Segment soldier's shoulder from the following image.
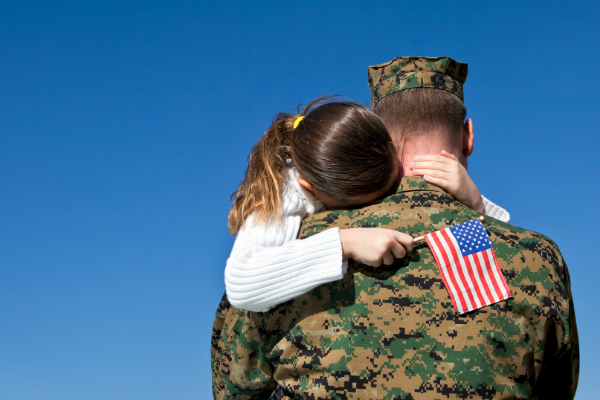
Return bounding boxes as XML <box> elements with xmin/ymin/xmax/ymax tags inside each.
<box><xmin>299</xmin><ymin>206</ymin><xmax>366</xmax><ymax>238</ymax></box>
<box><xmin>487</xmin><ymin>216</ymin><xmax>561</xmax><ymax>253</ymax></box>
<box><xmin>485</xmin><ymin>217</ymin><xmax>569</xmax><ymax>285</ymax></box>
<box><xmin>215</xmin><ymin>292</ymin><xmax>231</xmax><ymax>318</ymax></box>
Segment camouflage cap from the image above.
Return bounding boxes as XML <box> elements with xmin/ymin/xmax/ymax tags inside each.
<box><xmin>368</xmin><ymin>56</ymin><xmax>468</xmax><ymax>108</ymax></box>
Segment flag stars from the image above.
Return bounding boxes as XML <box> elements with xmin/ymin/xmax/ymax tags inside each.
<box><xmin>449</xmin><ymin>219</ymin><xmax>493</xmax><ymax>257</ymax></box>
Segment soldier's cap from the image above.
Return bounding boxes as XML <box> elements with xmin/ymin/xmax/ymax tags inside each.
<box><xmin>368</xmin><ymin>56</ymin><xmax>468</xmax><ymax>109</ymax></box>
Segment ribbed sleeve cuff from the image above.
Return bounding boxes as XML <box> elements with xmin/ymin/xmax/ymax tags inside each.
<box><xmin>225</xmin><ymin>228</ymin><xmax>346</xmax><ymax>312</ymax></box>
<box><xmin>481</xmin><ymin>195</ymin><xmax>511</xmax><ymax>223</ymax></box>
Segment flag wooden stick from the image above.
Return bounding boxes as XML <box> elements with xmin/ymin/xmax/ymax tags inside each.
<box><xmin>413</xmin><ymin>215</ymin><xmax>487</xmax><ymax>243</ymax></box>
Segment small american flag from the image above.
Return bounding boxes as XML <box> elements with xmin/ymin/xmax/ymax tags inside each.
<box><xmin>424</xmin><ymin>218</ymin><xmax>512</xmax><ymax>314</ymax></box>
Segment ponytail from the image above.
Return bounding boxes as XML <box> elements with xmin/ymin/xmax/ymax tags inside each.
<box><xmin>228</xmin><ymin>113</ymin><xmax>298</xmax><ymax>235</ymax></box>
<box><xmin>228</xmin><ymin>95</ymin><xmax>396</xmax><ymax>236</ymax></box>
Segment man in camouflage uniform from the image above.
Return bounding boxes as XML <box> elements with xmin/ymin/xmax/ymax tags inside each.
<box><xmin>211</xmin><ymin>57</ymin><xmax>579</xmax><ymax>399</ymax></box>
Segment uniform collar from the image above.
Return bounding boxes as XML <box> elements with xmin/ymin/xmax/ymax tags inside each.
<box><xmin>392</xmin><ymin>176</ymin><xmax>450</xmax><ymax>196</ymax></box>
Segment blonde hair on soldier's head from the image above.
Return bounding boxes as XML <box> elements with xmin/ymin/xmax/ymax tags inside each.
<box><xmin>228</xmin><ymin>96</ymin><xmax>396</xmax><ymax>235</ymax></box>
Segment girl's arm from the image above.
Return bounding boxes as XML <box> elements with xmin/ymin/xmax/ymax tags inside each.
<box><xmin>225</xmin><ymin>190</ymin><xmax>414</xmax><ymax>313</ymax></box>
<box><xmin>225</xmin><ymin>191</ymin><xmax>346</xmax><ymax>312</ymax></box>
<box><xmin>409</xmin><ymin>150</ymin><xmax>510</xmax><ymax>222</ymax></box>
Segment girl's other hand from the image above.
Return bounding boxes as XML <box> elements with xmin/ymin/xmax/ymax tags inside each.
<box><xmin>409</xmin><ymin>150</ymin><xmax>484</xmax><ymax>213</ymax></box>
<box><xmin>339</xmin><ymin>228</ymin><xmax>414</xmax><ymax>267</ymax></box>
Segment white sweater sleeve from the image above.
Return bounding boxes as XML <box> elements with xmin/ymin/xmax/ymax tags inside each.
<box><xmin>481</xmin><ymin>195</ymin><xmax>510</xmax><ymax>223</ymax></box>
<box><xmin>225</xmin><ymin>188</ymin><xmax>347</xmax><ymax>313</ymax></box>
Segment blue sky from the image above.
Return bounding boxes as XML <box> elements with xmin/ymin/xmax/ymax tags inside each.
<box><xmin>1</xmin><ymin>1</ymin><xmax>598</xmax><ymax>399</ymax></box>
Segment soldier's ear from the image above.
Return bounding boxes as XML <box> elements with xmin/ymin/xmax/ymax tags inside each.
<box><xmin>462</xmin><ymin>118</ymin><xmax>474</xmax><ymax>158</ymax></box>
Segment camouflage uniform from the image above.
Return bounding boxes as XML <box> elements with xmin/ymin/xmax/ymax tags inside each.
<box><xmin>212</xmin><ymin>178</ymin><xmax>579</xmax><ymax>399</ymax></box>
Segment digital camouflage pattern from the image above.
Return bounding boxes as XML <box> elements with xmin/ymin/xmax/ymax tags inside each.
<box><xmin>212</xmin><ymin>177</ymin><xmax>579</xmax><ymax>400</ymax></box>
<box><xmin>368</xmin><ymin>56</ymin><xmax>468</xmax><ymax>108</ymax></box>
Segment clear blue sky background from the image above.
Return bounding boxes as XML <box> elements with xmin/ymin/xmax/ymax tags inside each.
<box><xmin>1</xmin><ymin>1</ymin><xmax>598</xmax><ymax>399</ymax></box>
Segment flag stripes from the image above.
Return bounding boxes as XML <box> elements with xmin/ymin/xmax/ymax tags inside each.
<box><xmin>425</xmin><ymin>221</ymin><xmax>512</xmax><ymax>314</ymax></box>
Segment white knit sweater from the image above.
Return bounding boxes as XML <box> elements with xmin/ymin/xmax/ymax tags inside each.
<box><xmin>225</xmin><ymin>168</ymin><xmax>510</xmax><ymax>312</ymax></box>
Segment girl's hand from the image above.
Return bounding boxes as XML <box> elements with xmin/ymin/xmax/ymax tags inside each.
<box><xmin>409</xmin><ymin>150</ymin><xmax>484</xmax><ymax>213</ymax></box>
<box><xmin>339</xmin><ymin>228</ymin><xmax>414</xmax><ymax>267</ymax></box>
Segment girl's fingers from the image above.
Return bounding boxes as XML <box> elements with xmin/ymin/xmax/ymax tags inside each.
<box><xmin>421</xmin><ymin>174</ymin><xmax>453</xmax><ymax>189</ymax></box>
<box><xmin>364</xmin><ymin>258</ymin><xmax>381</xmax><ymax>268</ymax></box>
<box><xmin>440</xmin><ymin>150</ymin><xmax>459</xmax><ymax>161</ymax></box>
<box><xmin>411</xmin><ymin>168</ymin><xmax>452</xmax><ymax>180</ymax></box>
<box><xmin>382</xmin><ymin>252</ymin><xmax>394</xmax><ymax>266</ymax></box>
<box><xmin>393</xmin><ymin>231</ymin><xmax>414</xmax><ymax>252</ymax></box>
<box><xmin>411</xmin><ymin>154</ymin><xmax>454</xmax><ymax>165</ymax></box>
<box><xmin>389</xmin><ymin>240</ymin><xmax>407</xmax><ymax>259</ymax></box>
<box><xmin>410</xmin><ymin>161</ymin><xmax>454</xmax><ymax>172</ymax></box>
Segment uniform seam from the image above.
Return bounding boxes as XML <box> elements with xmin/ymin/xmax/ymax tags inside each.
<box><xmin>225</xmin><ymin>309</ymin><xmax>245</xmax><ymax>337</ymax></box>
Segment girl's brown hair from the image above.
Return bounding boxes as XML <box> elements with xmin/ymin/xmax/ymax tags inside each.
<box><xmin>228</xmin><ymin>96</ymin><xmax>397</xmax><ymax>235</ymax></box>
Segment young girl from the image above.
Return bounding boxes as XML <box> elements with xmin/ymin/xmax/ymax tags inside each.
<box><xmin>225</xmin><ymin>97</ymin><xmax>509</xmax><ymax>313</ymax></box>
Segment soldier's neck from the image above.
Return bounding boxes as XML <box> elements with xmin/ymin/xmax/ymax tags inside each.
<box><xmin>398</xmin><ymin>139</ymin><xmax>461</xmax><ymax>177</ymax></box>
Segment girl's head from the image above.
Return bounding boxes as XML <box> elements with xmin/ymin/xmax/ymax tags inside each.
<box><xmin>228</xmin><ymin>96</ymin><xmax>398</xmax><ymax>235</ymax></box>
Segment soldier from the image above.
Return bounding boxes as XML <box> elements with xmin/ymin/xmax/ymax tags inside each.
<box><xmin>211</xmin><ymin>56</ymin><xmax>579</xmax><ymax>399</ymax></box>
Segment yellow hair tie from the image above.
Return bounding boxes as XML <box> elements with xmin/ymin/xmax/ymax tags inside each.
<box><xmin>293</xmin><ymin>116</ymin><xmax>305</xmax><ymax>129</ymax></box>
